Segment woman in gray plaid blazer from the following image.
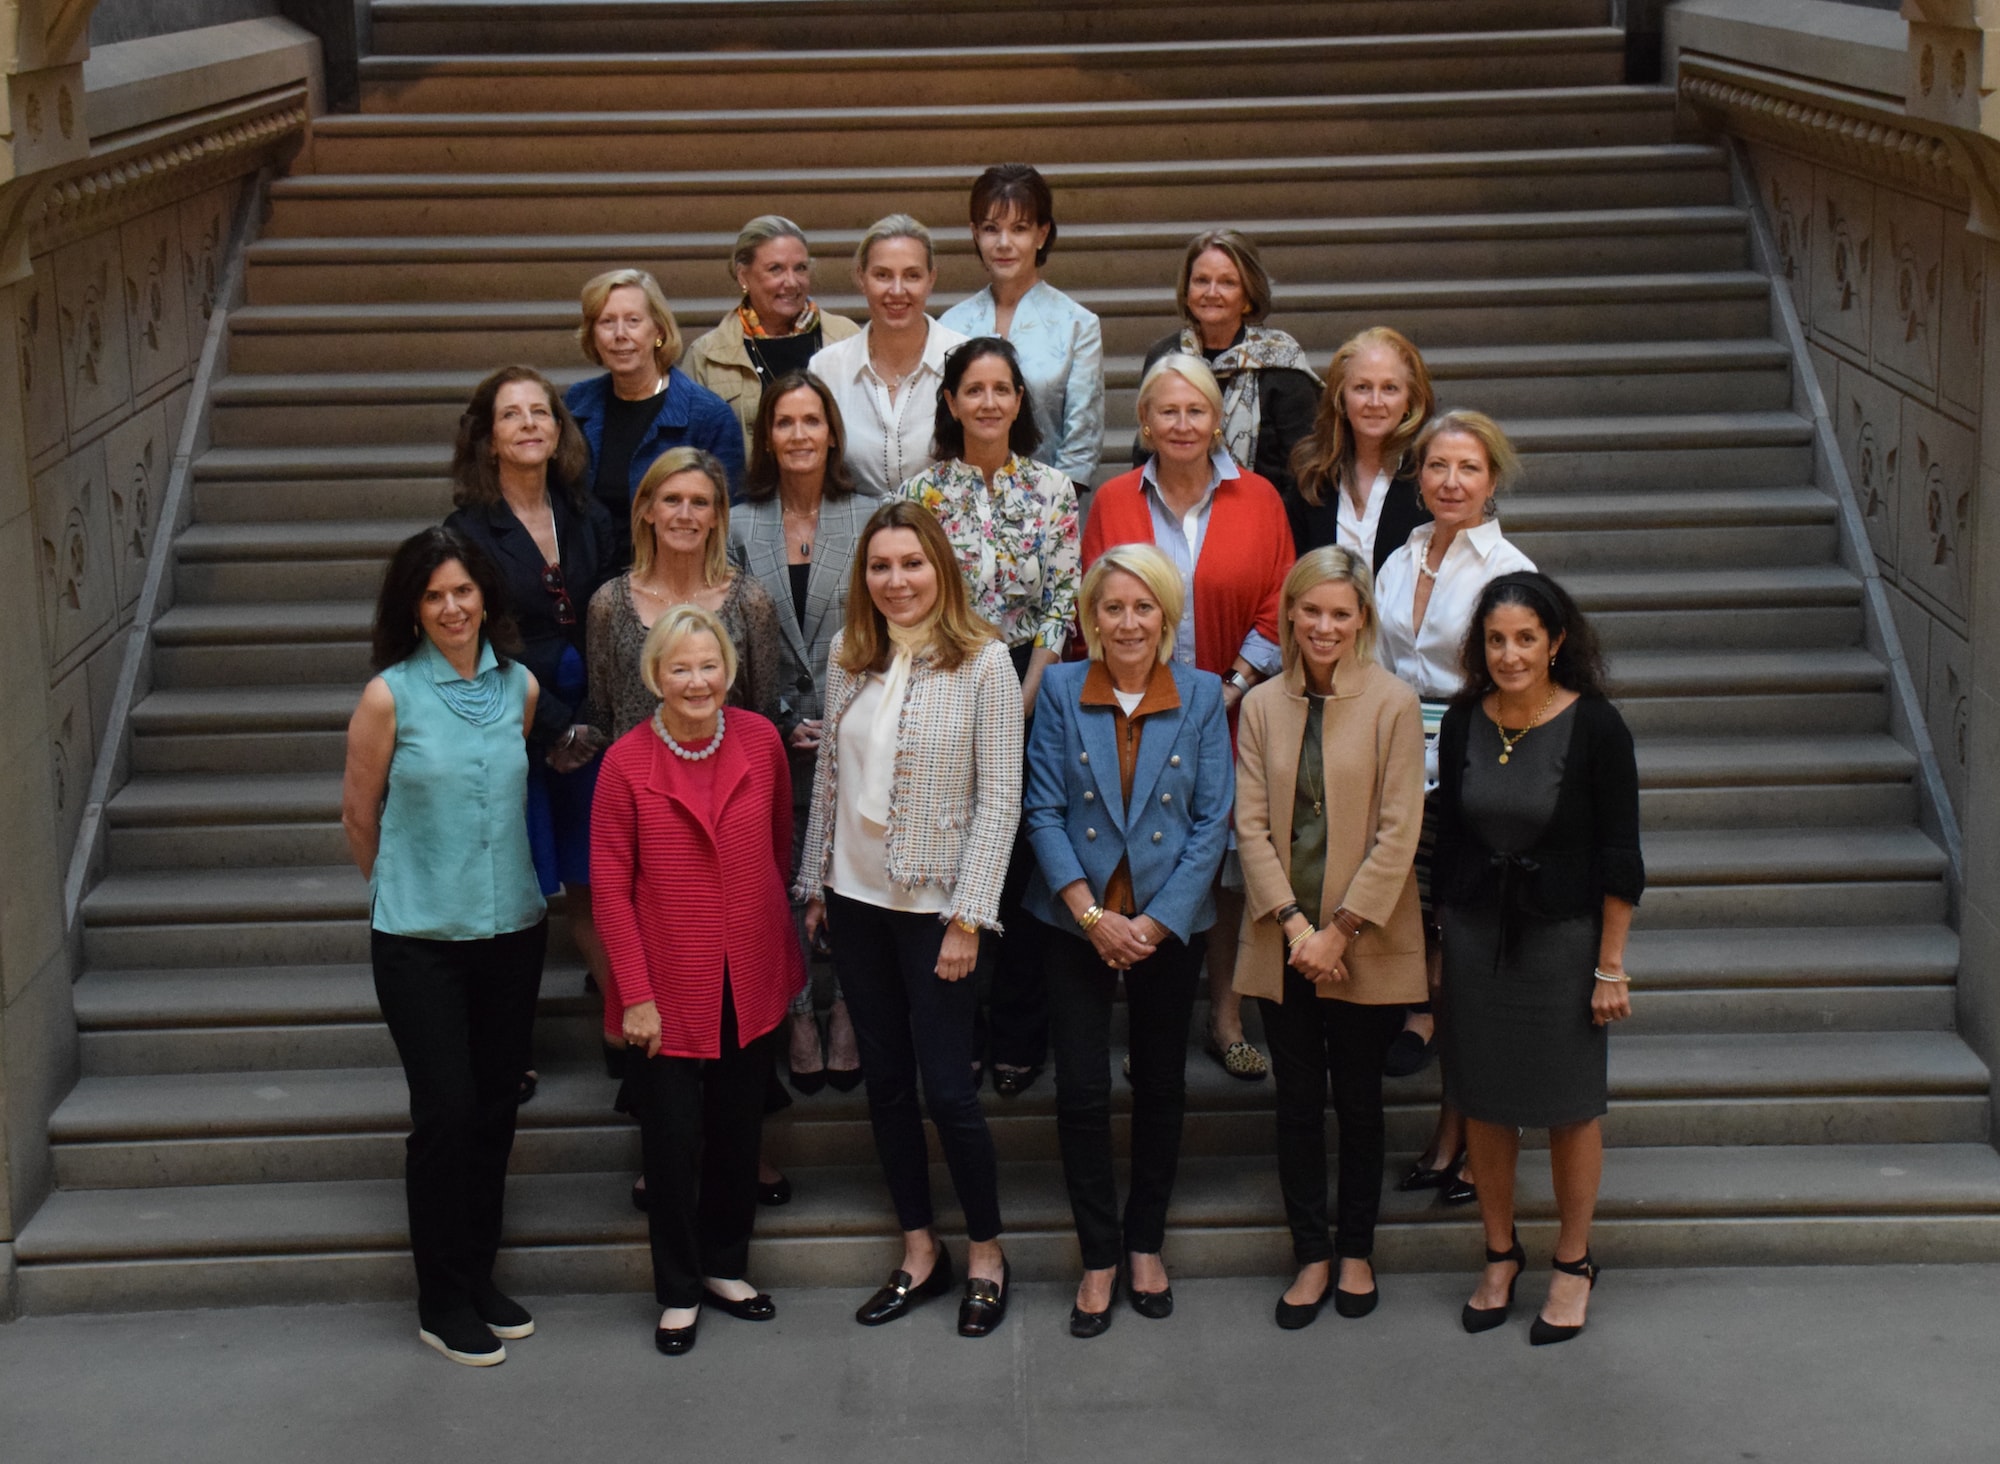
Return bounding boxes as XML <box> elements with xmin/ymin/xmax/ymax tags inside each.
<box><xmin>797</xmin><ymin>498</ymin><xmax>1025</xmax><ymax>1338</ymax></box>
<box><xmin>731</xmin><ymin>371</ymin><xmax>874</xmax><ymax>1095</ymax></box>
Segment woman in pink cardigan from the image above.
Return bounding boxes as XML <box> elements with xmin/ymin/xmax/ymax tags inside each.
<box><xmin>591</xmin><ymin>603</ymin><xmax>805</xmax><ymax>1358</ymax></box>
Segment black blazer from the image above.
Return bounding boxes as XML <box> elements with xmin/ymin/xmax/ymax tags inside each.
<box><xmin>1133</xmin><ymin>329</ymin><xmax>1320</xmax><ymax>501</ymax></box>
<box><xmin>443</xmin><ymin>491</ymin><xmax>619</xmax><ymax>747</ymax></box>
<box><xmin>1284</xmin><ymin>463</ymin><xmax>1431</xmax><ymax>573</ymax></box>
<box><xmin>1431</xmin><ymin>693</ymin><xmax>1644</xmax><ymax>921</ymax></box>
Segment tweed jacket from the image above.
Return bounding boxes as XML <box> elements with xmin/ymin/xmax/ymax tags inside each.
<box><xmin>729</xmin><ymin>491</ymin><xmax>874</xmax><ymax>738</ymax></box>
<box><xmin>1233</xmin><ymin>655</ymin><xmax>1428</xmax><ymax>1006</ymax></box>
<box><xmin>685</xmin><ymin>307</ymin><xmax>861</xmax><ymax>456</ymax></box>
<box><xmin>794</xmin><ymin>633</ymin><xmax>1024</xmax><ymax>930</ymax></box>
<box><xmin>1021</xmin><ymin>660</ymin><xmax>1232</xmax><ymax>943</ymax></box>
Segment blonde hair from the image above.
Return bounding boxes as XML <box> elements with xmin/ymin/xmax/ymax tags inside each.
<box><xmin>1175</xmin><ymin>228</ymin><xmax>1273</xmax><ymax>326</ymax></box>
<box><xmin>630</xmin><ymin>447</ymin><xmax>733</xmax><ymax>586</ymax></box>
<box><xmin>1078</xmin><ymin>544</ymin><xmax>1184</xmax><ymax>665</ymax></box>
<box><xmin>640</xmin><ymin>603</ymin><xmax>738</xmax><ymax>697</ymax></box>
<box><xmin>838</xmin><ymin>498</ymin><xmax>996</xmax><ymax>675</ymax></box>
<box><xmin>578</xmin><ymin>268</ymin><xmax>682</xmax><ymax>373</ymax></box>
<box><xmin>853</xmin><ymin>213</ymin><xmax>935</xmax><ymax>275</ymax></box>
<box><xmin>730</xmin><ymin>214</ymin><xmax>810</xmax><ymax>288</ymax></box>
<box><xmin>1414</xmin><ymin>409</ymin><xmax>1520</xmax><ymax>519</ymax></box>
<box><xmin>1279</xmin><ymin>545</ymin><xmax>1380</xmax><ymax>674</ymax></box>
<box><xmin>1292</xmin><ymin>327</ymin><xmax>1435</xmax><ymax>509</ymax></box>
<box><xmin>1135</xmin><ymin>353</ymin><xmax>1226</xmax><ymax>424</ymax></box>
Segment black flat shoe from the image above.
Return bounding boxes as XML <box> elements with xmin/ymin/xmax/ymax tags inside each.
<box><xmin>1396</xmin><ymin>1152</ymin><xmax>1457</xmax><ymax>1192</ymax></box>
<box><xmin>702</xmin><ymin>1286</ymin><xmax>776</xmax><ymax>1322</ymax></box>
<box><xmin>757</xmin><ymin>1174</ymin><xmax>793</xmax><ymax>1207</ymax></box>
<box><xmin>515</xmin><ymin>1069</ymin><xmax>539</xmax><ymax>1105</ymax></box>
<box><xmin>957</xmin><ymin>1257</ymin><xmax>1011</xmax><ymax>1338</ymax></box>
<box><xmin>1069</xmin><ymin>1272</ymin><xmax>1116</xmax><ymax>1339</ymax></box>
<box><xmin>1462</xmin><ymin>1229</ymin><xmax>1526</xmax><ymax>1334</ymax></box>
<box><xmin>992</xmin><ymin>1063</ymin><xmax>1042</xmax><ymax>1097</ymax></box>
<box><xmin>1382</xmin><ymin>1028</ymin><xmax>1437</xmax><ymax>1077</ymax></box>
<box><xmin>824</xmin><ymin>1066</ymin><xmax>863</xmax><ymax>1093</ymax></box>
<box><xmin>1332</xmin><ymin>1261</ymin><xmax>1378</xmax><ymax>1318</ymax></box>
<box><xmin>1439</xmin><ymin>1165</ymin><xmax>1478</xmax><ymax>1207</ymax></box>
<box><xmin>788</xmin><ymin>1066</ymin><xmax>828</xmax><ymax>1096</ymax></box>
<box><xmin>654</xmin><ymin>1311</ymin><xmax>698</xmax><ymax>1356</ymax></box>
<box><xmin>1275</xmin><ymin>1284</ymin><xmax>1329</xmax><ymax>1331</ymax></box>
<box><xmin>1129</xmin><ymin>1284</ymin><xmax>1174</xmax><ymax>1320</ymax></box>
<box><xmin>630</xmin><ymin>1177</ymin><xmax>648</xmax><ymax>1214</ymax></box>
<box><xmin>1529</xmin><ymin>1251</ymin><xmax>1600</xmax><ymax>1346</ymax></box>
<box><xmin>855</xmin><ymin>1243</ymin><xmax>954</xmax><ymax>1326</ymax></box>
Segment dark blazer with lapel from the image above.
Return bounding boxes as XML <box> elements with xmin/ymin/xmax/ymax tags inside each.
<box><xmin>564</xmin><ymin>369</ymin><xmax>748</xmax><ymax>562</ymax></box>
<box><xmin>1431</xmin><ymin>693</ymin><xmax>1646</xmax><ymax>920</ymax></box>
<box><xmin>1020</xmin><ymin>659</ymin><xmax>1233</xmax><ymax>943</ymax></box>
<box><xmin>728</xmin><ymin>491</ymin><xmax>873</xmax><ymax>743</ymax></box>
<box><xmin>1284</xmin><ymin>463</ymin><xmax>1432</xmax><ymax>574</ymax></box>
<box><xmin>444</xmin><ymin>491</ymin><xmax>618</xmax><ymax>747</ymax></box>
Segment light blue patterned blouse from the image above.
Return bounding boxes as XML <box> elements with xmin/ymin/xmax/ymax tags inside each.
<box><xmin>940</xmin><ymin>280</ymin><xmax>1105</xmax><ymax>485</ymax></box>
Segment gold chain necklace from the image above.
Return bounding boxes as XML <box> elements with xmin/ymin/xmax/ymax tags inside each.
<box><xmin>1491</xmin><ymin>687</ymin><xmax>1558</xmax><ymax>765</ymax></box>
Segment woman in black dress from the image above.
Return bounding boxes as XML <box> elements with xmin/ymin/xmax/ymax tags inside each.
<box><xmin>1433</xmin><ymin>572</ymin><xmax>1641</xmax><ymax>1346</ymax></box>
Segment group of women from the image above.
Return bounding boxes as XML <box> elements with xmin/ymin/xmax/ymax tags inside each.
<box><xmin>339</xmin><ymin>164</ymin><xmax>1644</xmax><ymax>1369</ymax></box>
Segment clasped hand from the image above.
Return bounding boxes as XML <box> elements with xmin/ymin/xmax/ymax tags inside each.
<box><xmin>1087</xmin><ymin>911</ymin><xmax>1156</xmax><ymax>971</ymax></box>
<box><xmin>1289</xmin><ymin>925</ymin><xmax>1350</xmax><ymax>986</ymax></box>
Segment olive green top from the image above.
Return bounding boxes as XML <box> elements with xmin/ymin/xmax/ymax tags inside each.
<box><xmin>1288</xmin><ymin>694</ymin><xmax>1328</xmax><ymax>920</ymax></box>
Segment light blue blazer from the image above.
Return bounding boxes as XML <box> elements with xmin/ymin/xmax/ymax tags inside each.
<box><xmin>941</xmin><ymin>280</ymin><xmax>1105</xmax><ymax>484</ymax></box>
<box><xmin>1022</xmin><ymin>660</ymin><xmax>1232</xmax><ymax>943</ymax></box>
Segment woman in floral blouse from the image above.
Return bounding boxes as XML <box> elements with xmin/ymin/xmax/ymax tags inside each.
<box><xmin>897</xmin><ymin>336</ymin><xmax>1080</xmax><ymax>1097</ymax></box>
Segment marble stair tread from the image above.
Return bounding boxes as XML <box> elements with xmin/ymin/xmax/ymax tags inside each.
<box><xmin>1563</xmin><ymin>564</ymin><xmax>1858</xmax><ymax>609</ymax></box>
<box><xmin>1636</xmin><ymin>735</ymin><xmax>1914</xmax><ymax>786</ymax></box>
<box><xmin>1606</xmin><ymin>647</ymin><xmax>1884</xmax><ymax>696</ymax></box>
<box><xmin>108</xmin><ymin>772</ymin><xmax>346</xmax><ymax>825</ymax></box>
<box><xmin>1639</xmin><ymin>827</ymin><xmax>1947</xmax><ymax>885</ymax></box>
<box><xmin>175</xmin><ymin>520</ymin><xmax>435</xmax><ymax>558</ymax></box>
<box><xmin>152</xmin><ymin>602</ymin><xmax>372</xmax><ymax>644</ymax></box>
<box><xmin>72</xmin><ymin>962</ymin><xmax>594</xmax><ymax>1028</ymax></box>
<box><xmin>131</xmin><ymin>685</ymin><xmax>359</xmax><ymax>734</ymax></box>
<box><xmin>81</xmin><ymin>865</ymin><xmax>370</xmax><ymax>925</ymax></box>
<box><xmin>1503</xmin><ymin>486</ymin><xmax>1832</xmax><ymax>529</ymax></box>
<box><xmin>1626</xmin><ymin>925</ymin><xmax>1960</xmax><ymax>988</ymax></box>
<box><xmin>23</xmin><ymin>1143</ymin><xmax>2000</xmax><ymax>1264</ymax></box>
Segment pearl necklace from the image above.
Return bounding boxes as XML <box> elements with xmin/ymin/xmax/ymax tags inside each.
<box><xmin>654</xmin><ymin>706</ymin><xmax>725</xmax><ymax>761</ymax></box>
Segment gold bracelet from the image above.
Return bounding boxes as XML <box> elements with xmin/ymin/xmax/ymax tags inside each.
<box><xmin>953</xmin><ymin>916</ymin><xmax>980</xmax><ymax>936</ymax></box>
<box><xmin>1077</xmin><ymin>904</ymin><xmax>1105</xmax><ymax>932</ymax></box>
<box><xmin>1286</xmin><ymin>925</ymin><xmax>1316</xmax><ymax>954</ymax></box>
<box><xmin>1592</xmin><ymin>968</ymin><xmax>1629</xmax><ymax>984</ymax></box>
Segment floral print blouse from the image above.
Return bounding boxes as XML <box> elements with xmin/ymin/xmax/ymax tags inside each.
<box><xmin>897</xmin><ymin>455</ymin><xmax>1081</xmax><ymax>656</ymax></box>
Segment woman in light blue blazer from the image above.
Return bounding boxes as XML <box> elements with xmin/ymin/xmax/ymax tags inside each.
<box><xmin>939</xmin><ymin>165</ymin><xmax>1105</xmax><ymax>487</ymax></box>
<box><xmin>1023</xmin><ymin>543</ymin><xmax>1232</xmax><ymax>1338</ymax></box>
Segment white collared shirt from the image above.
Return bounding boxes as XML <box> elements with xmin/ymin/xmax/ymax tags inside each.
<box><xmin>810</xmin><ymin>317</ymin><xmax>970</xmax><ymax>497</ymax></box>
<box><xmin>1335</xmin><ymin>470</ymin><xmax>1392</xmax><ymax>563</ymax></box>
<box><xmin>1138</xmin><ymin>449</ymin><xmax>1283</xmax><ymax>677</ymax></box>
<box><xmin>1375</xmin><ymin>517</ymin><xmax>1537</xmax><ymax>700</ymax></box>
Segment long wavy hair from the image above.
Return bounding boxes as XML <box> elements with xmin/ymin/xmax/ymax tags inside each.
<box><xmin>450</xmin><ymin>365</ymin><xmax>591</xmax><ymax>510</ymax></box>
<box><xmin>1290</xmin><ymin>327</ymin><xmax>1434</xmax><ymax>509</ymax></box>
<box><xmin>629</xmin><ymin>447</ymin><xmax>733</xmax><ymax>586</ymax></box>
<box><xmin>742</xmin><ymin>370</ymin><xmax>860</xmax><ymax>504</ymax></box>
<box><xmin>837</xmin><ymin>498</ymin><xmax>996</xmax><ymax>675</ymax></box>
<box><xmin>1451</xmin><ymin>571</ymin><xmax>1608</xmax><ymax>709</ymax></box>
<box><xmin>369</xmin><ymin>527</ymin><xmax>518</xmax><ymax>672</ymax></box>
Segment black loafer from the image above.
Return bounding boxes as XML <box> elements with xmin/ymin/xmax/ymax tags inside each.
<box><xmin>1439</xmin><ymin>1170</ymin><xmax>1478</xmax><ymax>1207</ymax></box>
<box><xmin>855</xmin><ymin>1243</ymin><xmax>954</xmax><ymax>1326</ymax></box>
<box><xmin>1382</xmin><ymin>1028</ymin><xmax>1437</xmax><ymax>1077</ymax></box>
<box><xmin>992</xmin><ymin>1064</ymin><xmax>1042</xmax><ymax>1097</ymax></box>
<box><xmin>654</xmin><ymin>1312</ymin><xmax>698</xmax><ymax>1356</ymax></box>
<box><xmin>1275</xmin><ymin>1286</ymin><xmax>1329</xmax><ymax>1331</ymax></box>
<box><xmin>957</xmin><ymin>1258</ymin><xmax>1011</xmax><ymax>1338</ymax></box>
<box><xmin>757</xmin><ymin>1174</ymin><xmax>793</xmax><ymax>1207</ymax></box>
<box><xmin>702</xmin><ymin>1286</ymin><xmax>776</xmax><ymax>1322</ymax></box>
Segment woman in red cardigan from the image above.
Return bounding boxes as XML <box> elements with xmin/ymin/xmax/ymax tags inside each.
<box><xmin>591</xmin><ymin>603</ymin><xmax>806</xmax><ymax>1357</ymax></box>
<box><xmin>1082</xmin><ymin>353</ymin><xmax>1296</xmax><ymax>1081</ymax></box>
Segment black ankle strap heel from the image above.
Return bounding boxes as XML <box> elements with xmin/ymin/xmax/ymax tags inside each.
<box><xmin>1528</xmin><ymin>1251</ymin><xmax>1599</xmax><ymax>1347</ymax></box>
<box><xmin>1460</xmin><ymin>1228</ymin><xmax>1525</xmax><ymax>1334</ymax></box>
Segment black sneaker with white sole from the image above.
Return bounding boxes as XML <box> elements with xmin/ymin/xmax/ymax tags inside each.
<box><xmin>419</xmin><ymin>1307</ymin><xmax>507</xmax><ymax>1366</ymax></box>
<box><xmin>472</xmin><ymin>1283</ymin><xmax>535</xmax><ymax>1340</ymax></box>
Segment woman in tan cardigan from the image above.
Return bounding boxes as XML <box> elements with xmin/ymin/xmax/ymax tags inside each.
<box><xmin>1234</xmin><ymin>545</ymin><xmax>1426</xmax><ymax>1329</ymax></box>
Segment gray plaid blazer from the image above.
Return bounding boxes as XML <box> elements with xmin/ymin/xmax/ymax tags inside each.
<box><xmin>795</xmin><ymin>633</ymin><xmax>1023</xmax><ymax>930</ymax></box>
<box><xmin>729</xmin><ymin>492</ymin><xmax>874</xmax><ymax>737</ymax></box>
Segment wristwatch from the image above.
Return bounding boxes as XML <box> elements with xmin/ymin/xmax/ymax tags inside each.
<box><xmin>1224</xmin><ymin>669</ymin><xmax>1253</xmax><ymax>695</ymax></box>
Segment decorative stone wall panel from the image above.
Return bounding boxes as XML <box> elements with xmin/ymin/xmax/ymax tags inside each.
<box><xmin>52</xmin><ymin>229</ymin><xmax>131</xmax><ymax>439</ymax></box>
<box><xmin>118</xmin><ymin>206</ymin><xmax>188</xmax><ymax>398</ymax></box>
<box><xmin>1752</xmin><ymin>144</ymin><xmax>1815</xmax><ymax>320</ymax></box>
<box><xmin>1927</xmin><ymin>620</ymin><xmax>1972</xmax><ymax>815</ymax></box>
<box><xmin>101</xmin><ymin>404</ymin><xmax>167</xmax><ymax>610</ymax></box>
<box><xmin>1940</xmin><ymin>214</ymin><xmax>1985</xmax><ymax>422</ymax></box>
<box><xmin>16</xmin><ymin>261</ymin><xmax>64</xmax><ymax>463</ymax></box>
<box><xmin>1870</xmin><ymin>191</ymin><xmax>1944</xmax><ymax>396</ymax></box>
<box><xmin>1898</xmin><ymin>401</ymin><xmax>1978</xmax><ymax>627</ymax></box>
<box><xmin>178</xmin><ymin>185</ymin><xmax>234</xmax><ymax>352</ymax></box>
<box><xmin>1838</xmin><ymin>359</ymin><xmax>1904</xmax><ymax>569</ymax></box>
<box><xmin>45</xmin><ymin>667</ymin><xmax>89</xmax><ymax>859</ymax></box>
<box><xmin>1812</xmin><ymin>167</ymin><xmax>1875</xmax><ymax>360</ymax></box>
<box><xmin>30</xmin><ymin>438</ymin><xmax>113</xmax><ymax>669</ymax></box>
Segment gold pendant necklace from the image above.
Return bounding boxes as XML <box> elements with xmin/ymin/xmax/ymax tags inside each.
<box><xmin>1492</xmin><ymin>686</ymin><xmax>1557</xmax><ymax>765</ymax></box>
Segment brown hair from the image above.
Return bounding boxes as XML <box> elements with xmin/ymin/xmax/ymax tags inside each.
<box><xmin>578</xmin><ymin>268</ymin><xmax>682</xmax><ymax>373</ymax></box>
<box><xmin>630</xmin><ymin>447</ymin><xmax>733</xmax><ymax>586</ymax></box>
<box><xmin>743</xmin><ymin>371</ymin><xmax>860</xmax><ymax>503</ymax></box>
<box><xmin>1175</xmin><ymin>228</ymin><xmax>1273</xmax><ymax>327</ymax></box>
<box><xmin>837</xmin><ymin>498</ymin><xmax>996</xmax><ymax>675</ymax></box>
<box><xmin>1290</xmin><ymin>327</ymin><xmax>1434</xmax><ymax>509</ymax></box>
<box><xmin>968</xmin><ymin>164</ymin><xmax>1057</xmax><ymax>267</ymax></box>
<box><xmin>451</xmin><ymin>366</ymin><xmax>590</xmax><ymax>510</ymax></box>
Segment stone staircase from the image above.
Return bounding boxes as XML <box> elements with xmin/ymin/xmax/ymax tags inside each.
<box><xmin>15</xmin><ymin>0</ymin><xmax>1999</xmax><ymax>1312</ymax></box>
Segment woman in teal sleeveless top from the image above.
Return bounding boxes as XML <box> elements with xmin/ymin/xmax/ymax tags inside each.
<box><xmin>342</xmin><ymin>527</ymin><xmax>548</xmax><ymax>1368</ymax></box>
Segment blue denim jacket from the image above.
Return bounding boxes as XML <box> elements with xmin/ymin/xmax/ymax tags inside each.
<box><xmin>941</xmin><ymin>280</ymin><xmax>1105</xmax><ymax>484</ymax></box>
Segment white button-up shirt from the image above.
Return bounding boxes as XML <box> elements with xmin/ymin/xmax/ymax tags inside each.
<box><xmin>1335</xmin><ymin>470</ymin><xmax>1392</xmax><ymax>563</ymax></box>
<box><xmin>810</xmin><ymin>317</ymin><xmax>970</xmax><ymax>498</ymax></box>
<box><xmin>1375</xmin><ymin>517</ymin><xmax>1537</xmax><ymax>700</ymax></box>
<box><xmin>1139</xmin><ymin>450</ymin><xmax>1284</xmax><ymax>678</ymax></box>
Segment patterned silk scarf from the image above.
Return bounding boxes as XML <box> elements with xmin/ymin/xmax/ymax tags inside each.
<box><xmin>738</xmin><ymin>298</ymin><xmax>823</xmax><ymax>340</ymax></box>
<box><xmin>1177</xmin><ymin>324</ymin><xmax>1321</xmax><ymax>469</ymax></box>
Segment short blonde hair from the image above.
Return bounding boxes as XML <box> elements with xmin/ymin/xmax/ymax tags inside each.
<box><xmin>1279</xmin><ymin>545</ymin><xmax>1380</xmax><ymax>674</ymax></box>
<box><xmin>640</xmin><ymin>603</ymin><xmax>737</xmax><ymax>698</ymax></box>
<box><xmin>853</xmin><ymin>213</ymin><xmax>935</xmax><ymax>275</ymax></box>
<box><xmin>578</xmin><ymin>268</ymin><xmax>682</xmax><ymax>374</ymax></box>
<box><xmin>1414</xmin><ymin>409</ymin><xmax>1520</xmax><ymax>518</ymax></box>
<box><xmin>630</xmin><ymin>447</ymin><xmax>733</xmax><ymax>587</ymax></box>
<box><xmin>1135</xmin><ymin>353</ymin><xmax>1226</xmax><ymax>425</ymax></box>
<box><xmin>1079</xmin><ymin>544</ymin><xmax>1184</xmax><ymax>665</ymax></box>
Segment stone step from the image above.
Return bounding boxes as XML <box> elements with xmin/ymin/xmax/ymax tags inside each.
<box><xmin>240</xmin><ymin>206</ymin><xmax>1751</xmax><ymax>307</ymax></box>
<box><xmin>363</xmin><ymin>0</ymin><xmax>1618</xmax><ymax>56</ymax></box>
<box><xmin>223</xmin><ymin>269</ymin><xmax>1777</xmax><ymax>374</ymax></box>
<box><xmin>20</xmin><ymin>1141</ymin><xmax>2000</xmax><ymax>1312</ymax></box>
<box><xmin>263</xmin><ymin>144</ymin><xmax>1734</xmax><ymax>238</ymax></box>
<box><xmin>358</xmin><ymin>29</ymin><xmax>1628</xmax><ymax>112</ymax></box>
<box><xmin>304</xmin><ymin>88</ymin><xmax>1680</xmax><ymax>174</ymax></box>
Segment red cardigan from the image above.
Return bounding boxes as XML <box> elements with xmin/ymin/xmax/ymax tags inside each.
<box><xmin>590</xmin><ymin>710</ymin><xmax>805</xmax><ymax>1057</ymax></box>
<box><xmin>1081</xmin><ymin>466</ymin><xmax>1294</xmax><ymax>675</ymax></box>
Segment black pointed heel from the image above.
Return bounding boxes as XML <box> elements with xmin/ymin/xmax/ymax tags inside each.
<box><xmin>1529</xmin><ymin>1251</ymin><xmax>1599</xmax><ymax>1346</ymax></box>
<box><xmin>1461</xmin><ymin>1229</ymin><xmax>1525</xmax><ymax>1334</ymax></box>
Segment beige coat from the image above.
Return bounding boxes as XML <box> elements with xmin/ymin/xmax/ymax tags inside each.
<box><xmin>684</xmin><ymin>308</ymin><xmax>862</xmax><ymax>456</ymax></box>
<box><xmin>1233</xmin><ymin>655</ymin><xmax>1427</xmax><ymax>1006</ymax></box>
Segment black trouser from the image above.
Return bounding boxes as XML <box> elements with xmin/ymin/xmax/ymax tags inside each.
<box><xmin>1258</xmin><ymin>970</ymin><xmax>1404</xmax><ymax>1263</ymax></box>
<box><xmin>827</xmin><ymin>890</ymin><xmax>1003</xmax><ymax>1242</ymax></box>
<box><xmin>983</xmin><ymin>640</ymin><xmax>1046</xmax><ymax>1071</ymax></box>
<box><xmin>371</xmin><ymin>921</ymin><xmax>547</xmax><ymax>1321</ymax></box>
<box><xmin>627</xmin><ymin>976</ymin><xmax>775</xmax><ymax>1308</ymax></box>
<box><xmin>1044</xmin><ymin>922</ymin><xmax>1204</xmax><ymax>1271</ymax></box>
